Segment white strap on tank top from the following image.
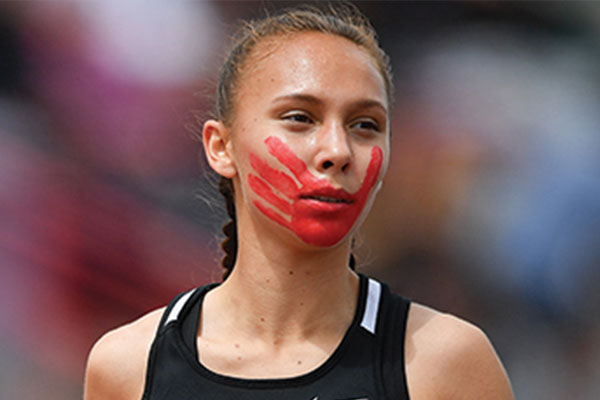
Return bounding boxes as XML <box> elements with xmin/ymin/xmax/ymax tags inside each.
<box><xmin>360</xmin><ymin>278</ymin><xmax>382</xmax><ymax>335</ymax></box>
<box><xmin>164</xmin><ymin>289</ymin><xmax>197</xmax><ymax>326</ymax></box>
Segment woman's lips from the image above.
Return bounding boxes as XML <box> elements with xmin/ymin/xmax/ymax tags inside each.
<box><xmin>299</xmin><ymin>195</ymin><xmax>352</xmax><ymax>204</ymax></box>
<box><xmin>298</xmin><ymin>187</ymin><xmax>354</xmax><ymax>204</ymax></box>
<box><xmin>297</xmin><ymin>189</ymin><xmax>355</xmax><ymax>213</ymax></box>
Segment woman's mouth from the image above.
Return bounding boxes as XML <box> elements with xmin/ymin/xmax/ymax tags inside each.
<box><xmin>300</xmin><ymin>195</ymin><xmax>353</xmax><ymax>204</ymax></box>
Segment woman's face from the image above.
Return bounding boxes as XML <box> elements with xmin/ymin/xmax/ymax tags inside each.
<box><xmin>228</xmin><ymin>32</ymin><xmax>390</xmax><ymax>248</ymax></box>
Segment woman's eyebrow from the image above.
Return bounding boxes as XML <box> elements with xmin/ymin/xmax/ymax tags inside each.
<box><xmin>350</xmin><ymin>99</ymin><xmax>388</xmax><ymax>114</ymax></box>
<box><xmin>272</xmin><ymin>93</ymin><xmax>323</xmax><ymax>106</ymax></box>
<box><xmin>272</xmin><ymin>93</ymin><xmax>387</xmax><ymax>113</ymax></box>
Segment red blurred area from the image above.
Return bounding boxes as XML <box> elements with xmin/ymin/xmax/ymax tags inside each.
<box><xmin>1</xmin><ymin>133</ymin><xmax>217</xmax><ymax>379</ymax></box>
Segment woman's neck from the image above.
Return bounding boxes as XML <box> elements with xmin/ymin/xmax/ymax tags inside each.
<box><xmin>202</xmin><ymin>232</ymin><xmax>359</xmax><ymax>344</ymax></box>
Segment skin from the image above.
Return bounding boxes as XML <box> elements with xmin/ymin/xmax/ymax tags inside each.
<box><xmin>84</xmin><ymin>32</ymin><xmax>514</xmax><ymax>399</ymax></box>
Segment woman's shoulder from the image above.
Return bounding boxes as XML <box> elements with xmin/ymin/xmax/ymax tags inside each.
<box><xmin>83</xmin><ymin>307</ymin><xmax>166</xmax><ymax>400</ymax></box>
<box><xmin>404</xmin><ymin>302</ymin><xmax>514</xmax><ymax>400</ymax></box>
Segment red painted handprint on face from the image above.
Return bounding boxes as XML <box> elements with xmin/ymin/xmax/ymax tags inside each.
<box><xmin>248</xmin><ymin>136</ymin><xmax>383</xmax><ymax>246</ymax></box>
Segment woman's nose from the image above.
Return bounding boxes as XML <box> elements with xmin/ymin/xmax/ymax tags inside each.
<box><xmin>315</xmin><ymin>122</ymin><xmax>352</xmax><ymax>173</ymax></box>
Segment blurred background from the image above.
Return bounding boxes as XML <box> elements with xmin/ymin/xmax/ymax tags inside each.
<box><xmin>1</xmin><ymin>1</ymin><xmax>598</xmax><ymax>399</ymax></box>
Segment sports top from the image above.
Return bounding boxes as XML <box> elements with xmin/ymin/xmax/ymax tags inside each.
<box><xmin>142</xmin><ymin>274</ymin><xmax>411</xmax><ymax>399</ymax></box>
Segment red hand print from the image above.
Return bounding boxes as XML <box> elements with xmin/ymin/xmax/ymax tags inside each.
<box><xmin>248</xmin><ymin>136</ymin><xmax>383</xmax><ymax>246</ymax></box>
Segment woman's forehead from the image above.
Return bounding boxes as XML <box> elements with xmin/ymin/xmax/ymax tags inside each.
<box><xmin>237</xmin><ymin>31</ymin><xmax>388</xmax><ymax>110</ymax></box>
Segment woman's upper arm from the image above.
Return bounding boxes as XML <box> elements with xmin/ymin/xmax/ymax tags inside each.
<box><xmin>84</xmin><ymin>308</ymin><xmax>165</xmax><ymax>400</ymax></box>
<box><xmin>84</xmin><ymin>329</ymin><xmax>132</xmax><ymax>400</ymax></box>
<box><xmin>442</xmin><ymin>319</ymin><xmax>514</xmax><ymax>400</ymax></box>
<box><xmin>405</xmin><ymin>304</ymin><xmax>514</xmax><ymax>400</ymax></box>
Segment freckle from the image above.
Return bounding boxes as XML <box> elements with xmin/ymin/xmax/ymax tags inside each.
<box><xmin>260</xmin><ymin>317</ymin><xmax>265</xmax><ymax>322</ymax></box>
<box><xmin>299</xmin><ymin>302</ymin><xmax>304</xmax><ymax>306</ymax></box>
<box><xmin>237</xmin><ymin>356</ymin><xmax>242</xmax><ymax>361</ymax></box>
<box><xmin>266</xmin><ymin>279</ymin><xmax>270</xmax><ymax>283</ymax></box>
<box><xmin>234</xmin><ymin>343</ymin><xmax>240</xmax><ymax>348</ymax></box>
<box><xmin>305</xmin><ymin>271</ymin><xmax>311</xmax><ymax>276</ymax></box>
<box><xmin>297</xmin><ymin>360</ymin><xmax>302</xmax><ymax>365</ymax></box>
<box><xmin>289</xmin><ymin>270</ymin><xmax>294</xmax><ymax>275</ymax></box>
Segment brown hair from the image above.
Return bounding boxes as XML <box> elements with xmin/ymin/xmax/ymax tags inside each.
<box><xmin>215</xmin><ymin>3</ymin><xmax>393</xmax><ymax>280</ymax></box>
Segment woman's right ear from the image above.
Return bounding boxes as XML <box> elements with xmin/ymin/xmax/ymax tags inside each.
<box><xmin>202</xmin><ymin>119</ymin><xmax>237</xmax><ymax>178</ymax></box>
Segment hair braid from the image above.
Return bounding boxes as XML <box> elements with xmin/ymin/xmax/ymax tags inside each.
<box><xmin>218</xmin><ymin>177</ymin><xmax>237</xmax><ymax>280</ymax></box>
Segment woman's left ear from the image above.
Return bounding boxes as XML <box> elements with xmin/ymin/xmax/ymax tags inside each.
<box><xmin>202</xmin><ymin>119</ymin><xmax>237</xmax><ymax>178</ymax></box>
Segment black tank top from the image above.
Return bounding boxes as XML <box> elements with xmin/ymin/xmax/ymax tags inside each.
<box><xmin>142</xmin><ymin>274</ymin><xmax>411</xmax><ymax>399</ymax></box>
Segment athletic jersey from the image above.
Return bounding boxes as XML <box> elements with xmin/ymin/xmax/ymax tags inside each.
<box><xmin>142</xmin><ymin>274</ymin><xmax>411</xmax><ymax>400</ymax></box>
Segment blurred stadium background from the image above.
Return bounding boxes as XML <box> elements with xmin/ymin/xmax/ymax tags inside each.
<box><xmin>1</xmin><ymin>2</ymin><xmax>599</xmax><ymax>399</ymax></box>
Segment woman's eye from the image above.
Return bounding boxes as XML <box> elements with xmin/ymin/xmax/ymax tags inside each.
<box><xmin>282</xmin><ymin>113</ymin><xmax>313</xmax><ymax>124</ymax></box>
<box><xmin>351</xmin><ymin>119</ymin><xmax>380</xmax><ymax>132</ymax></box>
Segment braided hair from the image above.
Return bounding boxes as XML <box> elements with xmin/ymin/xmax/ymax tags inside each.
<box><xmin>218</xmin><ymin>177</ymin><xmax>237</xmax><ymax>279</ymax></box>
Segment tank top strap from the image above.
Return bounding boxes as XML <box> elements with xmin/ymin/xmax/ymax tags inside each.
<box><xmin>373</xmin><ymin>280</ymin><xmax>412</xmax><ymax>399</ymax></box>
<box><xmin>359</xmin><ymin>277</ymin><xmax>382</xmax><ymax>335</ymax></box>
<box><xmin>156</xmin><ymin>283</ymin><xmax>219</xmax><ymax>336</ymax></box>
<box><xmin>158</xmin><ymin>289</ymin><xmax>197</xmax><ymax>329</ymax></box>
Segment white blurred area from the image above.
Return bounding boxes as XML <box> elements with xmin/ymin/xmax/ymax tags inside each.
<box><xmin>9</xmin><ymin>1</ymin><xmax>222</xmax><ymax>181</ymax></box>
<box><xmin>81</xmin><ymin>2</ymin><xmax>218</xmax><ymax>86</ymax></box>
<box><xmin>1</xmin><ymin>2</ymin><xmax>599</xmax><ymax>400</ymax></box>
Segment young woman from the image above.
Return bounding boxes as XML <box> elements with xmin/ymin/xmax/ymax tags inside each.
<box><xmin>84</xmin><ymin>5</ymin><xmax>513</xmax><ymax>400</ymax></box>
